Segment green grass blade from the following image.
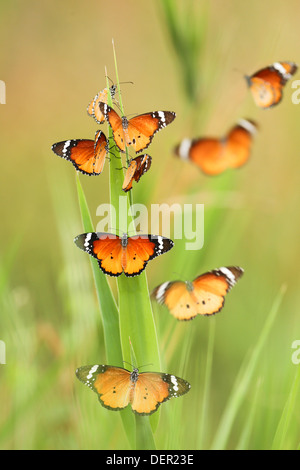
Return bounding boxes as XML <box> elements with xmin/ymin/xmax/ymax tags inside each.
<box><xmin>76</xmin><ymin>175</ymin><xmax>122</xmax><ymax>364</ymax></box>
<box><xmin>210</xmin><ymin>284</ymin><xmax>286</xmax><ymax>450</ymax></box>
<box><xmin>106</xmin><ymin>45</ymin><xmax>161</xmax><ymax>449</ymax></box>
<box><xmin>76</xmin><ymin>175</ymin><xmax>135</xmax><ymax>447</ymax></box>
<box><xmin>271</xmin><ymin>361</ymin><xmax>300</xmax><ymax>450</ymax></box>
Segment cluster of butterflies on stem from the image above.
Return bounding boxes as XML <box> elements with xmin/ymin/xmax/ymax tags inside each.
<box><xmin>51</xmin><ymin>61</ymin><xmax>297</xmax><ymax>416</ymax></box>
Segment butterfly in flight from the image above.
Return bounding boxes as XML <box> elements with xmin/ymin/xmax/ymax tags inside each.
<box><xmin>99</xmin><ymin>102</ymin><xmax>176</xmax><ymax>153</ymax></box>
<box><xmin>245</xmin><ymin>61</ymin><xmax>298</xmax><ymax>108</ymax></box>
<box><xmin>174</xmin><ymin>119</ymin><xmax>257</xmax><ymax>175</ymax></box>
<box><xmin>76</xmin><ymin>364</ymin><xmax>191</xmax><ymax>415</ymax></box>
<box><xmin>122</xmin><ymin>154</ymin><xmax>152</xmax><ymax>192</ymax></box>
<box><xmin>74</xmin><ymin>232</ymin><xmax>174</xmax><ymax>277</ymax></box>
<box><xmin>87</xmin><ymin>84</ymin><xmax>118</xmax><ymax>124</ymax></box>
<box><xmin>51</xmin><ymin>130</ymin><xmax>108</xmax><ymax>175</ymax></box>
<box><xmin>152</xmin><ymin>266</ymin><xmax>244</xmax><ymax>321</ymax></box>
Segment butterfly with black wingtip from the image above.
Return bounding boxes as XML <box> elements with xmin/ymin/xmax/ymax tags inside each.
<box><xmin>152</xmin><ymin>266</ymin><xmax>244</xmax><ymax>320</ymax></box>
<box><xmin>245</xmin><ymin>61</ymin><xmax>298</xmax><ymax>109</ymax></box>
<box><xmin>74</xmin><ymin>232</ymin><xmax>174</xmax><ymax>277</ymax></box>
<box><xmin>51</xmin><ymin>130</ymin><xmax>109</xmax><ymax>175</ymax></box>
<box><xmin>174</xmin><ymin>119</ymin><xmax>258</xmax><ymax>176</ymax></box>
<box><xmin>76</xmin><ymin>364</ymin><xmax>191</xmax><ymax>415</ymax></box>
<box><xmin>122</xmin><ymin>154</ymin><xmax>152</xmax><ymax>192</ymax></box>
<box><xmin>99</xmin><ymin>102</ymin><xmax>176</xmax><ymax>153</ymax></box>
<box><xmin>87</xmin><ymin>84</ymin><xmax>118</xmax><ymax>124</ymax></box>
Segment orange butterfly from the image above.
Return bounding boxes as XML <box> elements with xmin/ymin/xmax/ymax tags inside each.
<box><xmin>99</xmin><ymin>102</ymin><xmax>176</xmax><ymax>153</ymax></box>
<box><xmin>51</xmin><ymin>130</ymin><xmax>108</xmax><ymax>175</ymax></box>
<box><xmin>152</xmin><ymin>266</ymin><xmax>244</xmax><ymax>320</ymax></box>
<box><xmin>174</xmin><ymin>119</ymin><xmax>257</xmax><ymax>175</ymax></box>
<box><xmin>245</xmin><ymin>61</ymin><xmax>297</xmax><ymax>108</ymax></box>
<box><xmin>76</xmin><ymin>364</ymin><xmax>191</xmax><ymax>415</ymax></box>
<box><xmin>74</xmin><ymin>232</ymin><xmax>174</xmax><ymax>277</ymax></box>
<box><xmin>122</xmin><ymin>154</ymin><xmax>152</xmax><ymax>192</ymax></box>
<box><xmin>87</xmin><ymin>84</ymin><xmax>117</xmax><ymax>124</ymax></box>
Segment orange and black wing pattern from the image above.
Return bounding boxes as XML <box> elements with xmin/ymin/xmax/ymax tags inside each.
<box><xmin>122</xmin><ymin>154</ymin><xmax>152</xmax><ymax>192</ymax></box>
<box><xmin>74</xmin><ymin>232</ymin><xmax>174</xmax><ymax>277</ymax></box>
<box><xmin>87</xmin><ymin>85</ymin><xmax>117</xmax><ymax>124</ymax></box>
<box><xmin>76</xmin><ymin>365</ymin><xmax>191</xmax><ymax>415</ymax></box>
<box><xmin>76</xmin><ymin>365</ymin><xmax>133</xmax><ymax>411</ymax></box>
<box><xmin>174</xmin><ymin>119</ymin><xmax>257</xmax><ymax>175</ymax></box>
<box><xmin>100</xmin><ymin>102</ymin><xmax>176</xmax><ymax>153</ymax></box>
<box><xmin>51</xmin><ymin>130</ymin><xmax>108</xmax><ymax>175</ymax></box>
<box><xmin>152</xmin><ymin>266</ymin><xmax>244</xmax><ymax>320</ymax></box>
<box><xmin>223</xmin><ymin>119</ymin><xmax>258</xmax><ymax>169</ymax></box>
<box><xmin>245</xmin><ymin>61</ymin><xmax>298</xmax><ymax>108</ymax></box>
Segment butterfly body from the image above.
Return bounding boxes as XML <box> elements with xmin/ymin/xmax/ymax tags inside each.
<box><xmin>76</xmin><ymin>364</ymin><xmax>191</xmax><ymax>415</ymax></box>
<box><xmin>74</xmin><ymin>232</ymin><xmax>174</xmax><ymax>277</ymax></box>
<box><xmin>51</xmin><ymin>130</ymin><xmax>108</xmax><ymax>175</ymax></box>
<box><xmin>152</xmin><ymin>266</ymin><xmax>244</xmax><ymax>320</ymax></box>
<box><xmin>175</xmin><ymin>119</ymin><xmax>257</xmax><ymax>175</ymax></box>
<box><xmin>245</xmin><ymin>61</ymin><xmax>297</xmax><ymax>108</ymax></box>
<box><xmin>100</xmin><ymin>102</ymin><xmax>176</xmax><ymax>153</ymax></box>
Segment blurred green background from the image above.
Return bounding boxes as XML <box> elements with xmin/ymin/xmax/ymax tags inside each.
<box><xmin>0</xmin><ymin>0</ymin><xmax>300</xmax><ymax>450</ymax></box>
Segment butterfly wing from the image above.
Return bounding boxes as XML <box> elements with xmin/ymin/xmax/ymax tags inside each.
<box><xmin>152</xmin><ymin>281</ymin><xmax>200</xmax><ymax>320</ymax></box>
<box><xmin>122</xmin><ymin>155</ymin><xmax>152</xmax><ymax>192</ymax></box>
<box><xmin>122</xmin><ymin>235</ymin><xmax>174</xmax><ymax>277</ymax></box>
<box><xmin>75</xmin><ymin>233</ymin><xmax>174</xmax><ymax>277</ymax></box>
<box><xmin>76</xmin><ymin>365</ymin><xmax>132</xmax><ymax>411</ymax></box>
<box><xmin>87</xmin><ymin>85</ymin><xmax>117</xmax><ymax>124</ymax></box>
<box><xmin>224</xmin><ymin>119</ymin><xmax>258</xmax><ymax>169</ymax></box>
<box><xmin>246</xmin><ymin>61</ymin><xmax>297</xmax><ymax>108</ymax></box>
<box><xmin>191</xmin><ymin>266</ymin><xmax>244</xmax><ymax>316</ymax></box>
<box><xmin>131</xmin><ymin>372</ymin><xmax>191</xmax><ymax>415</ymax></box>
<box><xmin>99</xmin><ymin>102</ymin><xmax>126</xmax><ymax>151</ymax></box>
<box><xmin>74</xmin><ymin>232</ymin><xmax>123</xmax><ymax>276</ymax></box>
<box><xmin>52</xmin><ymin>130</ymin><xmax>107</xmax><ymax>175</ymax></box>
<box><xmin>91</xmin><ymin>130</ymin><xmax>108</xmax><ymax>174</ymax></box>
<box><xmin>152</xmin><ymin>266</ymin><xmax>243</xmax><ymax>320</ymax></box>
<box><xmin>126</xmin><ymin>111</ymin><xmax>176</xmax><ymax>153</ymax></box>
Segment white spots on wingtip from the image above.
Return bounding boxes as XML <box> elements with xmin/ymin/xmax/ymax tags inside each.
<box><xmin>87</xmin><ymin>364</ymin><xmax>99</xmax><ymax>380</ymax></box>
<box><xmin>157</xmin><ymin>235</ymin><xmax>164</xmax><ymax>252</ymax></box>
<box><xmin>155</xmin><ymin>281</ymin><xmax>170</xmax><ymax>303</ymax></box>
<box><xmin>238</xmin><ymin>119</ymin><xmax>257</xmax><ymax>136</ymax></box>
<box><xmin>273</xmin><ymin>62</ymin><xmax>292</xmax><ymax>79</ymax></box>
<box><xmin>62</xmin><ymin>140</ymin><xmax>71</xmax><ymax>156</ymax></box>
<box><xmin>84</xmin><ymin>233</ymin><xmax>93</xmax><ymax>250</ymax></box>
<box><xmin>158</xmin><ymin>110</ymin><xmax>166</xmax><ymax>125</ymax></box>
<box><xmin>170</xmin><ymin>375</ymin><xmax>179</xmax><ymax>393</ymax></box>
<box><xmin>219</xmin><ymin>267</ymin><xmax>237</xmax><ymax>286</ymax></box>
<box><xmin>178</xmin><ymin>138</ymin><xmax>192</xmax><ymax>160</ymax></box>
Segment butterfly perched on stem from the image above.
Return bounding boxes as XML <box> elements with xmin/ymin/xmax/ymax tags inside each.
<box><xmin>245</xmin><ymin>61</ymin><xmax>298</xmax><ymax>108</ymax></box>
<box><xmin>152</xmin><ymin>266</ymin><xmax>244</xmax><ymax>320</ymax></box>
<box><xmin>99</xmin><ymin>102</ymin><xmax>176</xmax><ymax>153</ymax></box>
<box><xmin>76</xmin><ymin>364</ymin><xmax>191</xmax><ymax>415</ymax></box>
<box><xmin>174</xmin><ymin>119</ymin><xmax>257</xmax><ymax>175</ymax></box>
<box><xmin>87</xmin><ymin>84</ymin><xmax>118</xmax><ymax>124</ymax></box>
<box><xmin>122</xmin><ymin>154</ymin><xmax>152</xmax><ymax>192</ymax></box>
<box><xmin>74</xmin><ymin>232</ymin><xmax>174</xmax><ymax>277</ymax></box>
<box><xmin>51</xmin><ymin>130</ymin><xmax>108</xmax><ymax>175</ymax></box>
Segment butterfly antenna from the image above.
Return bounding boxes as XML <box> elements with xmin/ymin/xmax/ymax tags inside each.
<box><xmin>118</xmin><ymin>80</ymin><xmax>134</xmax><ymax>86</ymax></box>
<box><xmin>123</xmin><ymin>360</ymin><xmax>135</xmax><ymax>369</ymax></box>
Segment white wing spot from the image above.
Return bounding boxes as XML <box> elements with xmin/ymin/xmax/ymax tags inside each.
<box><xmin>170</xmin><ymin>375</ymin><xmax>179</xmax><ymax>392</ymax></box>
<box><xmin>87</xmin><ymin>364</ymin><xmax>99</xmax><ymax>380</ymax></box>
<box><xmin>219</xmin><ymin>267</ymin><xmax>236</xmax><ymax>285</ymax></box>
